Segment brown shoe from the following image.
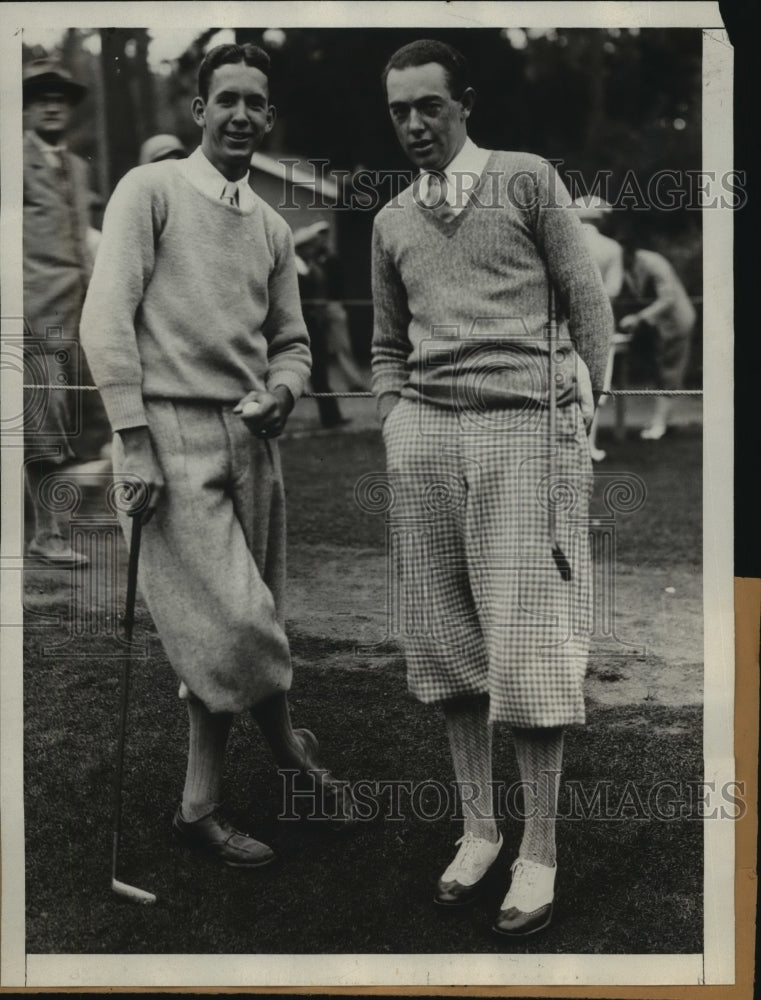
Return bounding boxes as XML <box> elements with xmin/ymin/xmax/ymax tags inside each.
<box><xmin>28</xmin><ymin>533</ymin><xmax>89</xmax><ymax>568</ymax></box>
<box><xmin>284</xmin><ymin>728</ymin><xmax>359</xmax><ymax>826</ymax></box>
<box><xmin>172</xmin><ymin>808</ymin><xmax>275</xmax><ymax>868</ymax></box>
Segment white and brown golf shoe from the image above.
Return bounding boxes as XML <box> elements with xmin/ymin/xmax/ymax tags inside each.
<box><xmin>492</xmin><ymin>857</ymin><xmax>557</xmax><ymax>936</ymax></box>
<box><xmin>434</xmin><ymin>831</ymin><xmax>503</xmax><ymax>907</ymax></box>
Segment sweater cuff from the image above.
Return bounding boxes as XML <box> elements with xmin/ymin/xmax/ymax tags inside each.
<box><xmin>98</xmin><ymin>383</ymin><xmax>147</xmax><ymax>432</ymax></box>
<box><xmin>372</xmin><ymin>372</ymin><xmax>407</xmax><ymax>398</ymax></box>
<box><xmin>267</xmin><ymin>369</ymin><xmax>307</xmax><ymax>402</ymax></box>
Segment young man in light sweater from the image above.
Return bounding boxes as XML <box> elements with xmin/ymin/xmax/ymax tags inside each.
<box><xmin>372</xmin><ymin>40</ymin><xmax>613</xmax><ymax>935</ymax></box>
<box><xmin>81</xmin><ymin>43</ymin><xmax>354</xmax><ymax>868</ymax></box>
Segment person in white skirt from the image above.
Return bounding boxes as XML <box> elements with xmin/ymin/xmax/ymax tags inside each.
<box><xmin>81</xmin><ymin>43</ymin><xmax>355</xmax><ymax>870</ymax></box>
<box><xmin>372</xmin><ymin>39</ymin><xmax>613</xmax><ymax>936</ymax></box>
<box><xmin>571</xmin><ymin>195</ymin><xmax>623</xmax><ymax>462</ymax></box>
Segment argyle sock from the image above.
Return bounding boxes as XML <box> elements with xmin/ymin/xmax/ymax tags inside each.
<box><xmin>443</xmin><ymin>695</ymin><xmax>499</xmax><ymax>843</ymax></box>
<box><xmin>181</xmin><ymin>696</ymin><xmax>233</xmax><ymax>823</ymax></box>
<box><xmin>512</xmin><ymin>726</ymin><xmax>564</xmax><ymax>867</ymax></box>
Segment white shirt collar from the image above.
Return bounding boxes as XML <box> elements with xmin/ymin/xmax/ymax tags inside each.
<box><xmin>420</xmin><ymin>137</ymin><xmax>491</xmax><ymax>211</ymax></box>
<box><xmin>27</xmin><ymin>130</ymin><xmax>68</xmax><ymax>168</ymax></box>
<box><xmin>179</xmin><ymin>146</ymin><xmax>256</xmax><ymax>211</ymax></box>
<box><xmin>444</xmin><ymin>136</ymin><xmax>490</xmax><ymax>181</ymax></box>
<box><xmin>27</xmin><ymin>130</ymin><xmax>67</xmax><ymax>154</ymax></box>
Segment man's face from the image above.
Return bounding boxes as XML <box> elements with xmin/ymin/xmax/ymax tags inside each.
<box><xmin>385</xmin><ymin>62</ymin><xmax>473</xmax><ymax>171</ymax></box>
<box><xmin>192</xmin><ymin>62</ymin><xmax>275</xmax><ymax>180</ymax></box>
<box><xmin>25</xmin><ymin>90</ymin><xmax>73</xmax><ymax>142</ymax></box>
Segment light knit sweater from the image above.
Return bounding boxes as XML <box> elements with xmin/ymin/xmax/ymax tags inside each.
<box><xmin>371</xmin><ymin>151</ymin><xmax>613</xmax><ymax>411</ymax></box>
<box><xmin>79</xmin><ymin>160</ymin><xmax>311</xmax><ymax>431</ymax></box>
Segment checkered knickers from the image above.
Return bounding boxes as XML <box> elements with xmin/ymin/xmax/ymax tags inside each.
<box><xmin>382</xmin><ymin>398</ymin><xmax>593</xmax><ymax>726</ymax></box>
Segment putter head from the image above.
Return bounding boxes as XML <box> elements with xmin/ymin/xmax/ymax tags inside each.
<box><xmin>112</xmin><ymin>877</ymin><xmax>156</xmax><ymax>905</ymax></box>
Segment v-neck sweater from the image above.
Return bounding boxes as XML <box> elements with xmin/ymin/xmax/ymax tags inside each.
<box><xmin>371</xmin><ymin>150</ymin><xmax>613</xmax><ymax>411</ymax></box>
<box><xmin>80</xmin><ymin>159</ymin><xmax>311</xmax><ymax>431</ymax></box>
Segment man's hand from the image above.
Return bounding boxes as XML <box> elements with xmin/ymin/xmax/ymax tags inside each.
<box><xmin>378</xmin><ymin>393</ymin><xmax>400</xmax><ymax>425</ymax></box>
<box><xmin>117</xmin><ymin>426</ymin><xmax>165</xmax><ymax>523</ymax></box>
<box><xmin>576</xmin><ymin>360</ymin><xmax>596</xmax><ymax>431</ymax></box>
<box><xmin>618</xmin><ymin>313</ymin><xmax>641</xmax><ymax>333</ymax></box>
<box><xmin>234</xmin><ymin>386</ymin><xmax>294</xmax><ymax>439</ymax></box>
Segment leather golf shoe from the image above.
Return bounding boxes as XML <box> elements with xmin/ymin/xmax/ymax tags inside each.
<box><xmin>284</xmin><ymin>727</ymin><xmax>359</xmax><ymax>827</ymax></box>
<box><xmin>434</xmin><ymin>831</ymin><xmax>503</xmax><ymax>907</ymax></box>
<box><xmin>492</xmin><ymin>857</ymin><xmax>556</xmax><ymax>937</ymax></box>
<box><xmin>172</xmin><ymin>808</ymin><xmax>275</xmax><ymax>868</ymax></box>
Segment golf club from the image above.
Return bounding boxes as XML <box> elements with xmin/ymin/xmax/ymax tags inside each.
<box><xmin>111</xmin><ymin>514</ymin><xmax>156</xmax><ymax>904</ymax></box>
<box><xmin>547</xmin><ymin>281</ymin><xmax>572</xmax><ymax>582</ymax></box>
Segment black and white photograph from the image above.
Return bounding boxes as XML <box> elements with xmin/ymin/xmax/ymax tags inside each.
<box><xmin>0</xmin><ymin>1</ymin><xmax>744</xmax><ymax>992</ymax></box>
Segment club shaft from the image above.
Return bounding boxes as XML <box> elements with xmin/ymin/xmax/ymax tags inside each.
<box><xmin>111</xmin><ymin>658</ymin><xmax>131</xmax><ymax>879</ymax></box>
<box><xmin>111</xmin><ymin>517</ymin><xmax>142</xmax><ymax>885</ymax></box>
<box><xmin>547</xmin><ymin>283</ymin><xmax>558</xmax><ymax>545</ymax></box>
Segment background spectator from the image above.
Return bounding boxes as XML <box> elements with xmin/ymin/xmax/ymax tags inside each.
<box><xmin>138</xmin><ymin>133</ymin><xmax>188</xmax><ymax>165</ymax></box>
<box><xmin>23</xmin><ymin>58</ymin><xmax>95</xmax><ymax>565</ymax></box>
<box><xmin>294</xmin><ymin>223</ymin><xmax>350</xmax><ymax>429</ymax></box>
<box><xmin>617</xmin><ymin>217</ymin><xmax>697</xmax><ymax>440</ymax></box>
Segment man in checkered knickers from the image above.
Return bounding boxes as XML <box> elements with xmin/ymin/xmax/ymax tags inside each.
<box><xmin>372</xmin><ymin>40</ymin><xmax>613</xmax><ymax>936</ymax></box>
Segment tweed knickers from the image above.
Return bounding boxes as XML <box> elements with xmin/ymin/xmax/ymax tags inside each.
<box><xmin>112</xmin><ymin>401</ymin><xmax>292</xmax><ymax>714</ymax></box>
<box><xmin>382</xmin><ymin>398</ymin><xmax>594</xmax><ymax>726</ymax></box>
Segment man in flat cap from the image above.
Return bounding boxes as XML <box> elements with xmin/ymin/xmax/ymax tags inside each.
<box><xmin>23</xmin><ymin>58</ymin><xmax>95</xmax><ymax>565</ymax></box>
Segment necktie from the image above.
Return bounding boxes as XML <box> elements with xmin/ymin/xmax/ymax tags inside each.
<box><xmin>422</xmin><ymin>171</ymin><xmax>456</xmax><ymax>223</ymax></box>
<box><xmin>423</xmin><ymin>171</ymin><xmax>446</xmax><ymax>208</ymax></box>
<box><xmin>47</xmin><ymin>147</ymin><xmax>69</xmax><ymax>185</ymax></box>
<box><xmin>220</xmin><ymin>181</ymin><xmax>239</xmax><ymax>207</ymax></box>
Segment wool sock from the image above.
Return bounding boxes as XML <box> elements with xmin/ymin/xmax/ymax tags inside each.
<box><xmin>181</xmin><ymin>696</ymin><xmax>233</xmax><ymax>823</ymax></box>
<box><xmin>251</xmin><ymin>692</ymin><xmax>309</xmax><ymax>768</ymax></box>
<box><xmin>512</xmin><ymin>726</ymin><xmax>564</xmax><ymax>867</ymax></box>
<box><xmin>443</xmin><ymin>695</ymin><xmax>499</xmax><ymax>843</ymax></box>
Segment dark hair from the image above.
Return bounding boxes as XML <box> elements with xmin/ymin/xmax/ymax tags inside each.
<box><xmin>197</xmin><ymin>43</ymin><xmax>271</xmax><ymax>102</ymax></box>
<box><xmin>382</xmin><ymin>39</ymin><xmax>470</xmax><ymax>99</ymax></box>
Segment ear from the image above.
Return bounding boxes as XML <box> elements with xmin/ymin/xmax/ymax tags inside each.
<box><xmin>460</xmin><ymin>87</ymin><xmax>476</xmax><ymax>120</ymax></box>
<box><xmin>264</xmin><ymin>103</ymin><xmax>277</xmax><ymax>134</ymax></box>
<box><xmin>191</xmin><ymin>95</ymin><xmax>206</xmax><ymax>127</ymax></box>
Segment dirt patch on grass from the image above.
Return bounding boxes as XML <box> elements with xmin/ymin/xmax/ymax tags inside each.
<box><xmin>287</xmin><ymin>544</ymin><xmax>704</xmax><ymax>712</ymax></box>
<box><xmin>21</xmin><ymin>539</ymin><xmax>703</xmax><ymax>715</ymax></box>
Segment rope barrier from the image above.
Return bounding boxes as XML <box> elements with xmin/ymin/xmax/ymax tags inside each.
<box><xmin>301</xmin><ymin>297</ymin><xmax>705</xmax><ymax>308</ymax></box>
<box><xmin>598</xmin><ymin>389</ymin><xmax>702</xmax><ymax>397</ymax></box>
<box><xmin>22</xmin><ymin>385</ymin><xmax>702</xmax><ymax>397</ymax></box>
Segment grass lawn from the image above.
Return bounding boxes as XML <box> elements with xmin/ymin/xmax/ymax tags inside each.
<box><xmin>22</xmin><ymin>425</ymin><xmax>704</xmax><ymax>956</ymax></box>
